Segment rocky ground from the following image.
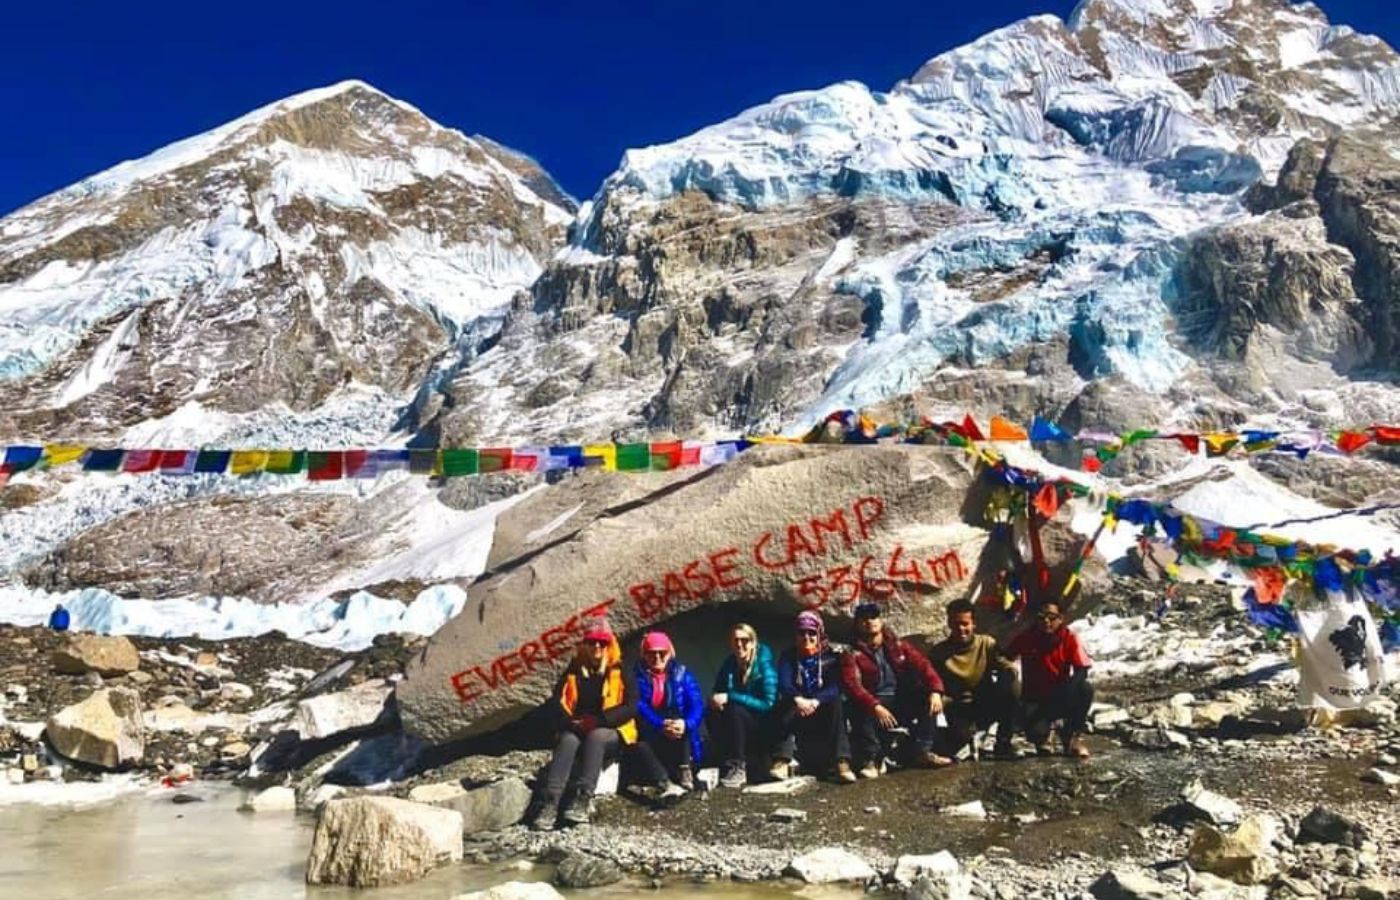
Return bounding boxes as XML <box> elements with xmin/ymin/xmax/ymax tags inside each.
<box><xmin>3</xmin><ymin>584</ymin><xmax>1398</xmax><ymax>898</ymax></box>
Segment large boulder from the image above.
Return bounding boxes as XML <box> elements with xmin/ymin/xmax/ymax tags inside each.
<box><xmin>295</xmin><ymin>681</ymin><xmax>394</xmax><ymax>740</ymax></box>
<box><xmin>305</xmin><ymin>796</ymin><xmax>463</xmax><ymax>887</ymax></box>
<box><xmin>554</xmin><ymin>852</ymin><xmax>624</xmax><ymax>888</ymax></box>
<box><xmin>45</xmin><ymin>687</ymin><xmax>145</xmax><ymax>769</ymax></box>
<box><xmin>427</xmin><ymin>777</ymin><xmax>532</xmax><ymax>835</ymax></box>
<box><xmin>51</xmin><ymin>634</ymin><xmax>140</xmax><ymax>676</ymax></box>
<box><xmin>399</xmin><ymin>444</ymin><xmax>991</xmax><ymax>742</ymax></box>
<box><xmin>787</xmin><ymin>847</ymin><xmax>878</xmax><ymax>883</ymax></box>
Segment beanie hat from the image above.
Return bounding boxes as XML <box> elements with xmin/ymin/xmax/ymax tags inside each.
<box><xmin>640</xmin><ymin>631</ymin><xmax>674</xmax><ymax>654</ymax></box>
<box><xmin>581</xmin><ymin>618</ymin><xmax>614</xmax><ymax>643</ymax></box>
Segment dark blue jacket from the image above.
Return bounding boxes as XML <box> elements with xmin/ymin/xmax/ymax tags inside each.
<box><xmin>633</xmin><ymin>659</ymin><xmax>705</xmax><ymax>763</ymax></box>
<box><xmin>713</xmin><ymin>642</ymin><xmax>779</xmax><ymax>714</ymax></box>
<box><xmin>48</xmin><ymin>608</ymin><xmax>70</xmax><ymax>632</ymax></box>
<box><xmin>777</xmin><ymin>647</ymin><xmax>842</xmax><ymax>706</ymax></box>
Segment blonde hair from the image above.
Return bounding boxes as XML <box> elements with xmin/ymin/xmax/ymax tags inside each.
<box><xmin>731</xmin><ymin>623</ymin><xmax>759</xmax><ymax>684</ymax></box>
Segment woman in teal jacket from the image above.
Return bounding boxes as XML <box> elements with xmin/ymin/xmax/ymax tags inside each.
<box><xmin>708</xmin><ymin>622</ymin><xmax>778</xmax><ymax>788</ymax></box>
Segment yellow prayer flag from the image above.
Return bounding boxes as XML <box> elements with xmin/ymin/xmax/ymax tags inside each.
<box><xmin>582</xmin><ymin>443</ymin><xmax>616</xmax><ymax>471</ymax></box>
<box><xmin>230</xmin><ymin>450</ymin><xmax>270</xmax><ymax>475</ymax></box>
<box><xmin>42</xmin><ymin>444</ymin><xmax>87</xmax><ymax>467</ymax></box>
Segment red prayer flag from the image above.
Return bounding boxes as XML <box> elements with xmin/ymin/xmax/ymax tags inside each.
<box><xmin>121</xmin><ymin>450</ymin><xmax>160</xmax><ymax>473</ymax></box>
<box><xmin>679</xmin><ymin>442</ymin><xmax>702</xmax><ymax>467</ymax></box>
<box><xmin>479</xmin><ymin>448</ymin><xmax>512</xmax><ymax>473</ymax></box>
<box><xmin>1372</xmin><ymin>425</ymin><xmax>1400</xmax><ymax>445</ymax></box>
<box><xmin>1080</xmin><ymin>454</ymin><xmax>1103</xmax><ymax>473</ymax></box>
<box><xmin>960</xmin><ymin>414</ymin><xmax>986</xmax><ymax>442</ymax></box>
<box><xmin>1337</xmin><ymin>431</ymin><xmax>1371</xmax><ymax>454</ymax></box>
<box><xmin>1032</xmin><ymin>483</ymin><xmax>1060</xmax><ymax>518</ymax></box>
<box><xmin>308</xmin><ymin>451</ymin><xmax>344</xmax><ymax>481</ymax></box>
<box><xmin>649</xmin><ymin>441</ymin><xmax>682</xmax><ymax>471</ymax></box>
<box><xmin>508</xmin><ymin>451</ymin><xmax>538</xmax><ymax>472</ymax></box>
<box><xmin>1173</xmin><ymin>434</ymin><xmax>1200</xmax><ymax>455</ymax></box>
<box><xmin>343</xmin><ymin>450</ymin><xmax>369</xmax><ymax>477</ymax></box>
<box><xmin>1250</xmin><ymin>567</ymin><xmax>1286</xmax><ymax>605</ymax></box>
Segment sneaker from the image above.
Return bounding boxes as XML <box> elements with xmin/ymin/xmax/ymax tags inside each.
<box><xmin>560</xmin><ymin>795</ymin><xmax>593</xmax><ymax>827</ymax></box>
<box><xmin>1064</xmin><ymin>734</ymin><xmax>1090</xmax><ymax>759</ymax></box>
<box><xmin>528</xmin><ymin>799</ymin><xmax>559</xmax><ymax>831</ymax></box>
<box><xmin>836</xmin><ymin>759</ymin><xmax>858</xmax><ymax>783</ymax></box>
<box><xmin>918</xmin><ymin>750</ymin><xmax>955</xmax><ymax>769</ymax></box>
<box><xmin>769</xmin><ymin>758</ymin><xmax>792</xmax><ymax>781</ymax></box>
<box><xmin>857</xmin><ymin>761</ymin><xmax>880</xmax><ymax>780</ymax></box>
<box><xmin>659</xmin><ymin>781</ymin><xmax>687</xmax><ymax>801</ymax></box>
<box><xmin>677</xmin><ymin>764</ymin><xmax>695</xmax><ymax>791</ymax></box>
<box><xmin>719</xmin><ymin>762</ymin><xmax>747</xmax><ymax>789</ymax></box>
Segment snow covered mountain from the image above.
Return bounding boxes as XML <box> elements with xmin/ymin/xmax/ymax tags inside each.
<box><xmin>432</xmin><ymin>0</ymin><xmax>1400</xmax><ymax>447</ymax></box>
<box><xmin>3</xmin><ymin>0</ymin><xmax>1400</xmax><ymax>646</ymax></box>
<box><xmin>0</xmin><ymin>80</ymin><xmax>573</xmax><ymax>446</ymax></box>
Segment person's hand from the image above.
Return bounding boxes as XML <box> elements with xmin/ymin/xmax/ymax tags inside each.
<box><xmin>795</xmin><ymin>697</ymin><xmax>819</xmax><ymax>717</ymax></box>
<box><xmin>874</xmin><ymin>704</ymin><xmax>899</xmax><ymax>730</ymax></box>
<box><xmin>664</xmin><ymin>719</ymin><xmax>686</xmax><ymax>738</ymax></box>
<box><xmin>928</xmin><ymin>693</ymin><xmax>944</xmax><ymax>716</ymax></box>
<box><xmin>572</xmin><ymin>715</ymin><xmax>598</xmax><ymax>735</ymax></box>
<box><xmin>711</xmin><ymin>693</ymin><xmax>728</xmax><ymax>710</ymax></box>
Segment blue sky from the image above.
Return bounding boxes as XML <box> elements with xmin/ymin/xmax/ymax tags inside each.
<box><xmin>1</xmin><ymin>0</ymin><xmax>1394</xmax><ymax>215</ymax></box>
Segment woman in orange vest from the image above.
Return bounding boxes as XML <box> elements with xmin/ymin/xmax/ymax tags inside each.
<box><xmin>529</xmin><ymin>619</ymin><xmax>640</xmax><ymax>829</ymax></box>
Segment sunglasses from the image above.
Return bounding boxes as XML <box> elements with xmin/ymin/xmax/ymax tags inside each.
<box><xmin>642</xmin><ymin>649</ymin><xmax>669</xmax><ymax>657</ymax></box>
<box><xmin>583</xmin><ymin>639</ymin><xmax>610</xmax><ymax>648</ymax></box>
<box><xmin>732</xmin><ymin>637</ymin><xmax>754</xmax><ymax>645</ymax></box>
<box><xmin>1037</xmin><ymin>610</ymin><xmax>1062</xmax><ymax>620</ymax></box>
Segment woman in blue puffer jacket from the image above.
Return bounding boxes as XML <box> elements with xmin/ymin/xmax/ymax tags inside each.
<box><xmin>633</xmin><ymin>630</ymin><xmax>704</xmax><ymax>793</ymax></box>
<box><xmin>708</xmin><ymin>622</ymin><xmax>778</xmax><ymax>788</ymax></box>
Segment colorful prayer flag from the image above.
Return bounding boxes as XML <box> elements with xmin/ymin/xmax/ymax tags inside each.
<box><xmin>343</xmin><ymin>450</ymin><xmax>371</xmax><ymax>478</ymax></box>
<box><xmin>307</xmin><ymin>451</ymin><xmax>344</xmax><ymax>481</ymax></box>
<box><xmin>41</xmin><ymin>444</ymin><xmax>87</xmax><ymax>468</ymax></box>
<box><xmin>230</xmin><ymin>450</ymin><xmax>269</xmax><ymax>475</ymax></box>
<box><xmin>408</xmin><ymin>449</ymin><xmax>439</xmax><ymax>475</ymax></box>
<box><xmin>1</xmin><ymin>446</ymin><xmax>43</xmax><ymax>472</ymax></box>
<box><xmin>194</xmin><ymin>450</ymin><xmax>231</xmax><ymax>474</ymax></box>
<box><xmin>1203</xmin><ymin>433</ymin><xmax>1239</xmax><ymax>457</ymax></box>
<box><xmin>1029</xmin><ymin>416</ymin><xmax>1070</xmax><ymax>441</ymax></box>
<box><xmin>157</xmin><ymin>450</ymin><xmax>197</xmax><ymax>475</ymax></box>
<box><xmin>1173</xmin><ymin>434</ymin><xmax>1201</xmax><ymax>455</ymax></box>
<box><xmin>439</xmin><ymin>449</ymin><xmax>478</xmax><ymax>477</ymax></box>
<box><xmin>989</xmin><ymin>416</ymin><xmax>1028</xmax><ymax>441</ymax></box>
<box><xmin>264</xmin><ymin>450</ymin><xmax>306</xmax><ymax>475</ymax></box>
<box><xmin>959</xmin><ymin>414</ymin><xmax>985</xmax><ymax>442</ymax></box>
<box><xmin>478</xmin><ymin>448</ymin><xmax>512</xmax><ymax>473</ymax></box>
<box><xmin>649</xmin><ymin>441</ymin><xmax>682</xmax><ymax>471</ymax></box>
<box><xmin>1336</xmin><ymin>431</ymin><xmax>1371</xmax><ymax>454</ymax></box>
<box><xmin>583</xmin><ymin>444</ymin><xmax>616</xmax><ymax>471</ymax></box>
<box><xmin>121</xmin><ymin>450</ymin><xmax>160</xmax><ymax>473</ymax></box>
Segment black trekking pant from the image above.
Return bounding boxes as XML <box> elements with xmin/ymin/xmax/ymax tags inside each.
<box><xmin>541</xmin><ymin>727</ymin><xmax>619</xmax><ymax>802</ymax></box>
<box><xmin>944</xmin><ymin>669</ymin><xmax>1019</xmax><ymax>752</ymax></box>
<box><xmin>708</xmin><ymin>702</ymin><xmax>767</xmax><ymax>765</ymax></box>
<box><xmin>1022</xmin><ymin>678</ymin><xmax>1094</xmax><ymax>745</ymax></box>
<box><xmin>849</xmin><ymin>686</ymin><xmax>937</xmax><ymax>767</ymax></box>
<box><xmin>636</xmin><ymin>722</ymin><xmax>692</xmax><ymax>783</ymax></box>
<box><xmin>774</xmin><ymin>695</ymin><xmax>850</xmax><ymax>769</ymax></box>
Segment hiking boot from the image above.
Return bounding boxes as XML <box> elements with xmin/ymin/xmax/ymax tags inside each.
<box><xmin>527</xmin><ymin>798</ymin><xmax>560</xmax><ymax>831</ymax></box>
<box><xmin>719</xmin><ymin>761</ymin><xmax>747</xmax><ymax>789</ymax></box>
<box><xmin>1033</xmin><ymin>742</ymin><xmax>1054</xmax><ymax>757</ymax></box>
<box><xmin>560</xmin><ymin>793</ymin><xmax>593</xmax><ymax>827</ymax></box>
<box><xmin>677</xmin><ymin>764</ymin><xmax>695</xmax><ymax>791</ymax></box>
<box><xmin>1064</xmin><ymin>733</ymin><xmax>1090</xmax><ymax>759</ymax></box>
<box><xmin>769</xmin><ymin>758</ymin><xmax>792</xmax><ymax>781</ymax></box>
<box><xmin>918</xmin><ymin>750</ymin><xmax>955</xmax><ymax>769</ymax></box>
<box><xmin>857</xmin><ymin>761</ymin><xmax>880</xmax><ymax>780</ymax></box>
<box><xmin>659</xmin><ymin>781</ymin><xmax>687</xmax><ymax>801</ymax></box>
<box><xmin>836</xmin><ymin>759</ymin><xmax>858</xmax><ymax>783</ymax></box>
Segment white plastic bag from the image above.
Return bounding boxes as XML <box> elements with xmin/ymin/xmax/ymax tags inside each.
<box><xmin>1296</xmin><ymin>601</ymin><xmax>1387</xmax><ymax>710</ymax></box>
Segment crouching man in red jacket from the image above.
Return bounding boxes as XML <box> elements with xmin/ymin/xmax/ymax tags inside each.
<box><xmin>840</xmin><ymin>600</ymin><xmax>954</xmax><ymax>778</ymax></box>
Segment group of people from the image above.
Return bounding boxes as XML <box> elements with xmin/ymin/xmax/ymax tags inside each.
<box><xmin>528</xmin><ymin>597</ymin><xmax>1094</xmax><ymax>830</ymax></box>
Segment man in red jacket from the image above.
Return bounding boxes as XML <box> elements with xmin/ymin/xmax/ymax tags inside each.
<box><xmin>1004</xmin><ymin>600</ymin><xmax>1094</xmax><ymax>759</ymax></box>
<box><xmin>840</xmin><ymin>600</ymin><xmax>953</xmax><ymax>777</ymax></box>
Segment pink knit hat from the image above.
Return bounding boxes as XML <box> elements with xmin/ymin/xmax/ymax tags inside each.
<box><xmin>581</xmin><ymin>619</ymin><xmax>614</xmax><ymax>643</ymax></box>
<box><xmin>640</xmin><ymin>631</ymin><xmax>674</xmax><ymax>654</ymax></box>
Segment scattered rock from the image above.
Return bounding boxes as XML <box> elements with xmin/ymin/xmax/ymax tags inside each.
<box><xmin>743</xmin><ymin>776</ymin><xmax>816</xmax><ymax>795</ymax></box>
<box><xmin>944</xmin><ymin>800</ymin><xmax>988</xmax><ymax>819</ymax></box>
<box><xmin>1090</xmin><ymin>869</ymin><xmax>1184</xmax><ymax>900</ymax></box>
<box><xmin>894</xmin><ymin>850</ymin><xmax>960</xmax><ymax>885</ymax></box>
<box><xmin>430</xmin><ymin>777</ymin><xmax>532</xmax><ymax>835</ymax></box>
<box><xmin>554</xmin><ymin>851</ymin><xmax>624</xmax><ymax>889</ymax></box>
<box><xmin>51</xmin><ymin>635</ymin><xmax>140</xmax><ymax>676</ymax></box>
<box><xmin>240</xmin><ymin>785</ymin><xmax>297</xmax><ymax>812</ymax></box>
<box><xmin>769</xmin><ymin>807</ymin><xmax>807</xmax><ymax>823</ymax></box>
<box><xmin>1124</xmin><ymin>727</ymin><xmax>1191</xmax><ymax>751</ymax></box>
<box><xmin>305</xmin><ymin>796</ymin><xmax>463</xmax><ymax>887</ymax></box>
<box><xmin>221</xmin><ymin>741</ymin><xmax>252</xmax><ymax>759</ymax></box>
<box><xmin>44</xmin><ymin>687</ymin><xmax>145</xmax><ymax>769</ymax></box>
<box><xmin>1345</xmin><ymin>877</ymin><xmax>1400</xmax><ymax>900</ymax></box>
<box><xmin>1186</xmin><ymin>816</ymin><xmax>1278</xmax><ymax>885</ymax></box>
<box><xmin>695</xmin><ymin>767</ymin><xmax>719</xmax><ymax>791</ymax></box>
<box><xmin>1298</xmin><ymin>806</ymin><xmax>1368</xmax><ymax>848</ymax></box>
<box><xmin>786</xmin><ymin>847</ymin><xmax>877</xmax><ymax>883</ymax></box>
<box><xmin>220</xmin><ymin>683</ymin><xmax>255</xmax><ymax>702</ymax></box>
<box><xmin>295</xmin><ymin>682</ymin><xmax>393</xmax><ymax>740</ymax></box>
<box><xmin>1182</xmin><ymin>779</ymin><xmax>1243</xmax><ymax>826</ymax></box>
<box><xmin>454</xmin><ymin>884</ymin><xmax>564</xmax><ymax>900</ymax></box>
<box><xmin>1361</xmin><ymin>768</ymin><xmax>1399</xmax><ymax>786</ymax></box>
<box><xmin>907</xmin><ymin>873</ymin><xmax>974</xmax><ymax>900</ymax></box>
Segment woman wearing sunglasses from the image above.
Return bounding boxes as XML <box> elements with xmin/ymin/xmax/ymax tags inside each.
<box><xmin>772</xmin><ymin>610</ymin><xmax>856</xmax><ymax>783</ymax></box>
<box><xmin>528</xmin><ymin>619</ymin><xmax>639</xmax><ymax>829</ymax></box>
<box><xmin>709</xmin><ymin>622</ymin><xmax>779</xmax><ymax>788</ymax></box>
<box><xmin>632</xmin><ymin>630</ymin><xmax>704</xmax><ymax>795</ymax></box>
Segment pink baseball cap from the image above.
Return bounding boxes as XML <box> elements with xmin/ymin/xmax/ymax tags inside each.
<box><xmin>581</xmin><ymin>619</ymin><xmax>613</xmax><ymax>643</ymax></box>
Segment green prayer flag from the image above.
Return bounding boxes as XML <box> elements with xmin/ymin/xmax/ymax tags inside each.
<box><xmin>264</xmin><ymin>450</ymin><xmax>306</xmax><ymax>475</ymax></box>
<box><xmin>615</xmin><ymin>443</ymin><xmax>650</xmax><ymax>471</ymax></box>
<box><xmin>440</xmin><ymin>449</ymin><xmax>478</xmax><ymax>477</ymax></box>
